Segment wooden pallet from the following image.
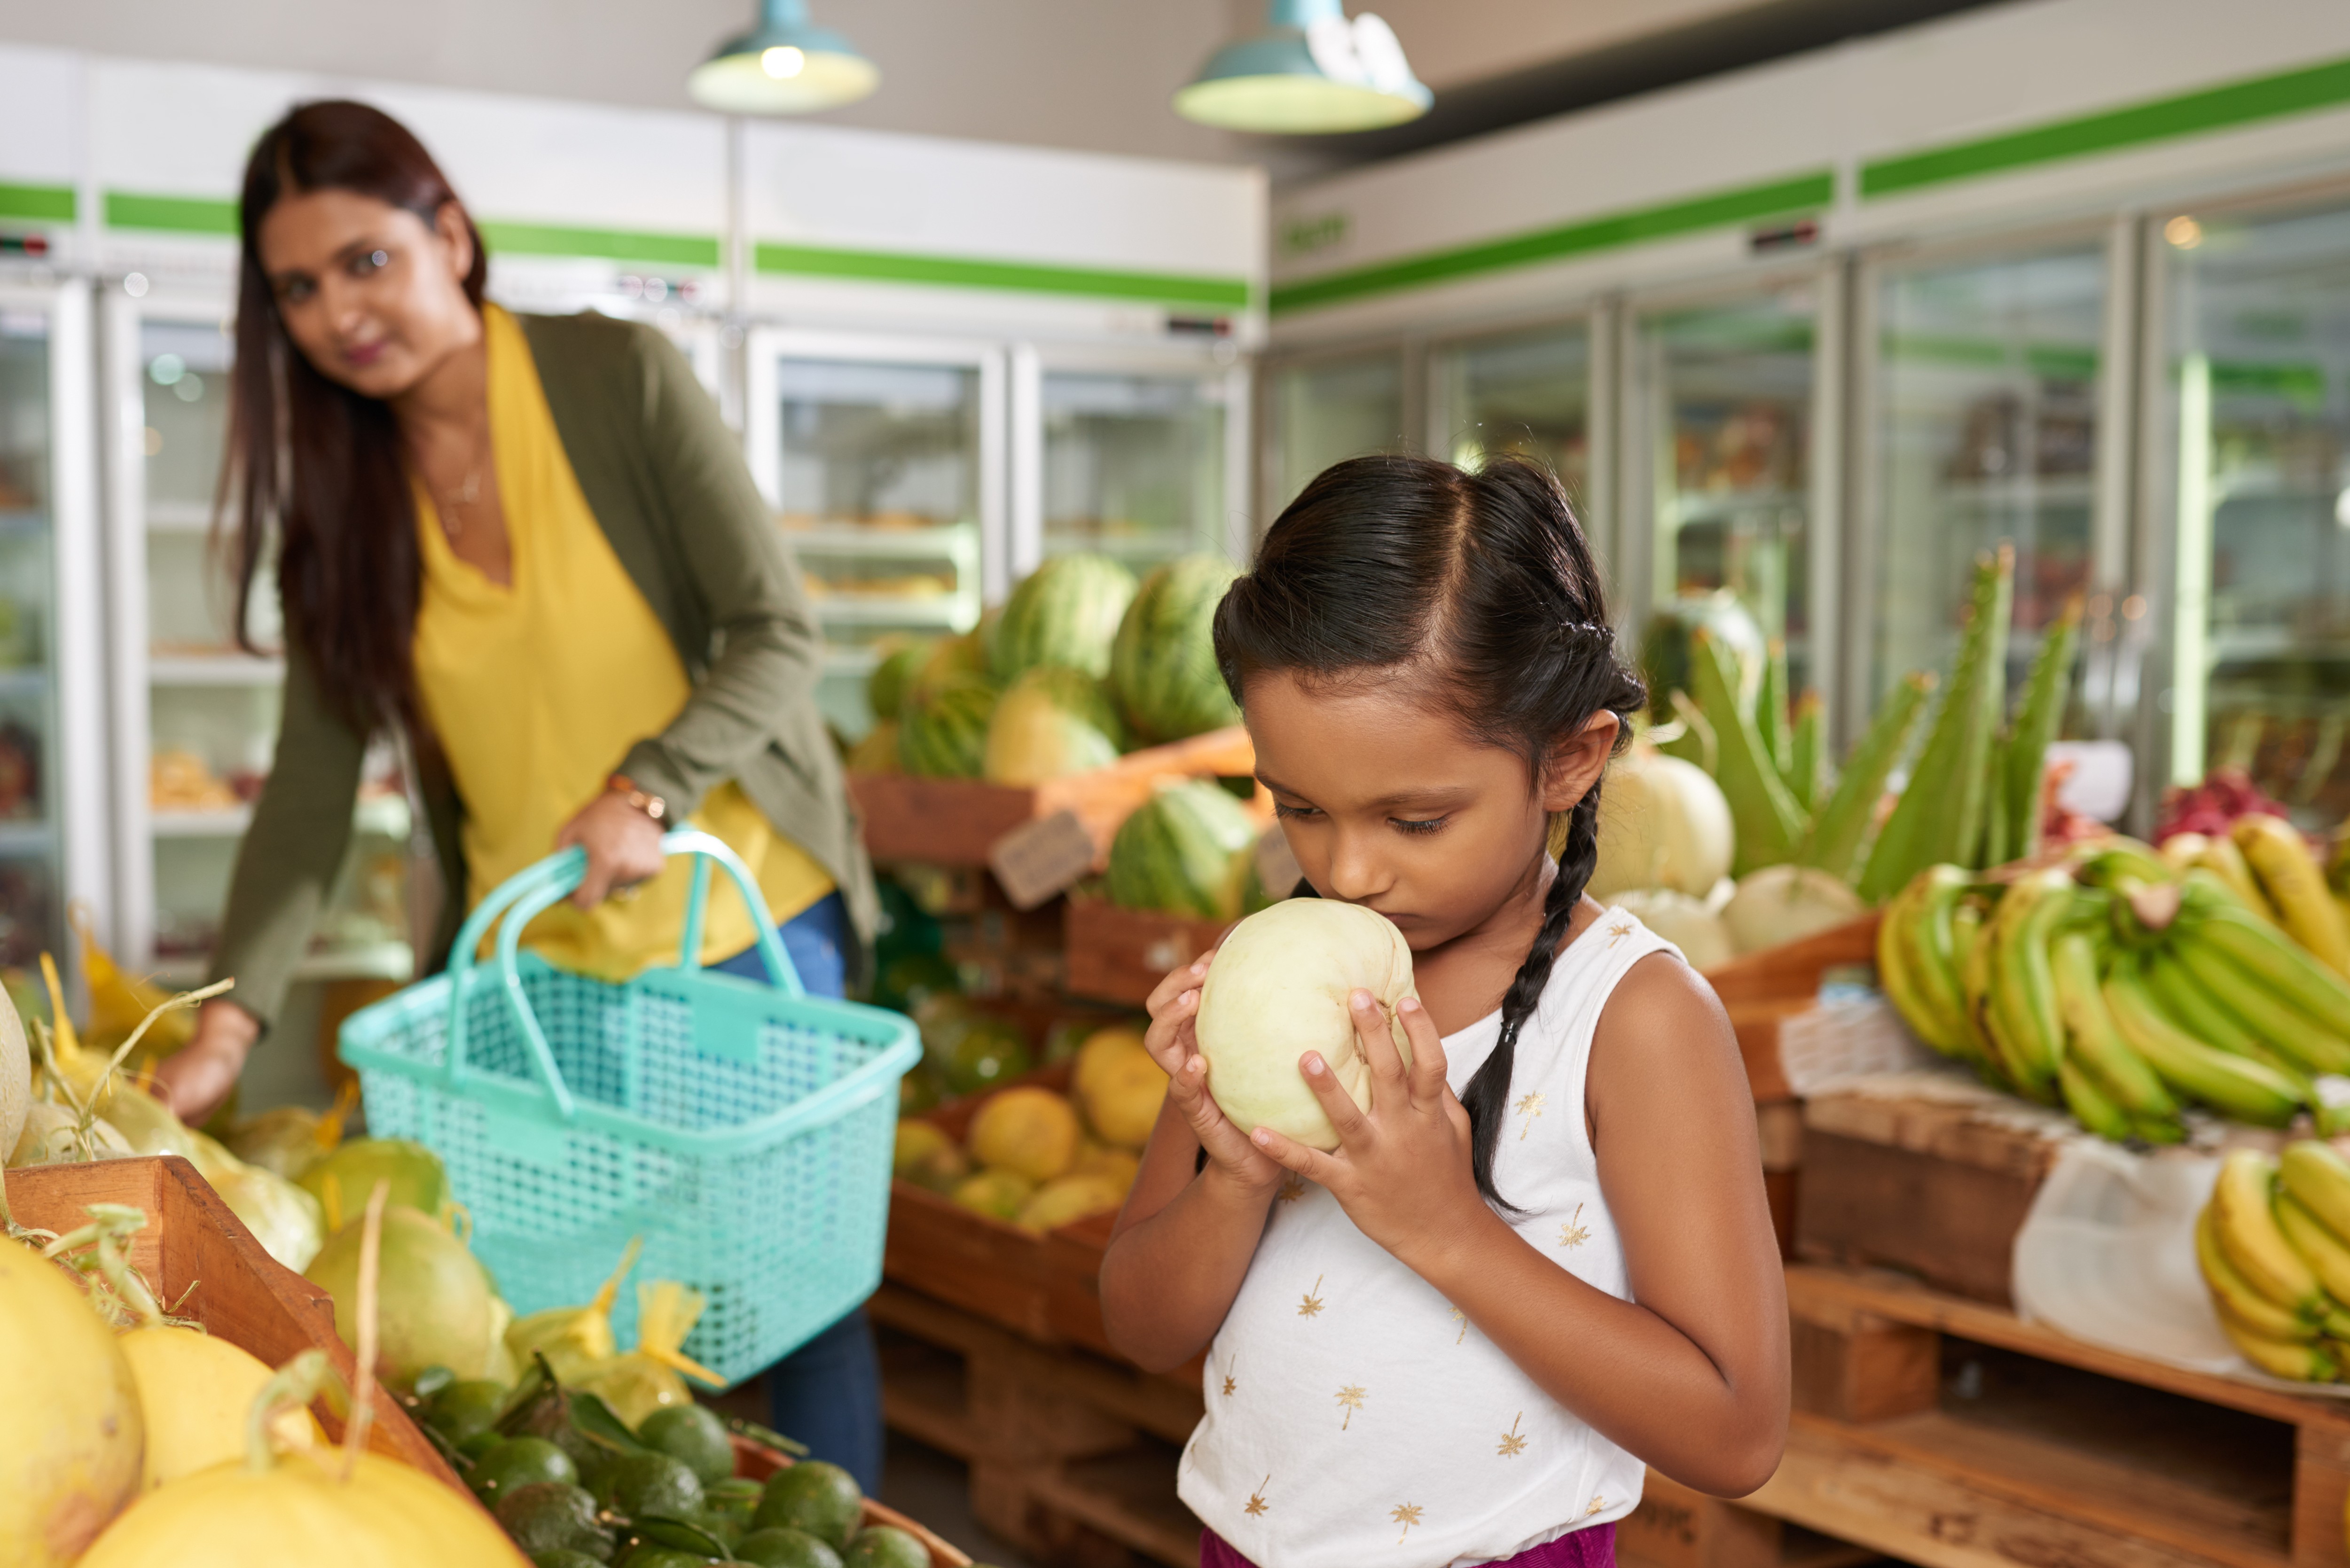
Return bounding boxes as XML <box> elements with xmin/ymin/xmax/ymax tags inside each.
<box><xmin>1748</xmin><ymin>1263</ymin><xmax>2350</xmax><ymax>1568</ymax></box>
<box><xmin>871</xmin><ymin>1282</ymin><xmax>1206</xmax><ymax>1568</ymax></box>
<box><xmin>1794</xmin><ymin>1091</ymin><xmax>2063</xmax><ymax>1304</ymax></box>
<box><xmin>850</xmin><ymin>727</ymin><xmax>1255</xmax><ymax>868</ymax></box>
<box><xmin>1622</xmin><ymin>1467</ymin><xmax>1878</xmax><ymax>1568</ymax></box>
<box><xmin>5</xmin><ymin>1154</ymin><xmax>459</xmax><ymax>1489</ymax></box>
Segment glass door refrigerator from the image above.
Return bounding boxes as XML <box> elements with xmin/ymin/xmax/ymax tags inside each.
<box><xmin>1427</xmin><ymin>316</ymin><xmax>1596</xmax><ymax>512</ymax></box>
<box><xmin>1265</xmin><ymin>348</ymin><xmax>1407</xmax><ymax>517</ymax></box>
<box><xmin>2153</xmin><ymin>195</ymin><xmax>2350</xmax><ymax>827</ymax></box>
<box><xmin>102</xmin><ymin>282</ymin><xmax>413</xmax><ymax>989</ymax></box>
<box><xmin>1629</xmin><ymin>282</ymin><xmax>1823</xmax><ymax>698</ymax></box>
<box><xmin>1857</xmin><ymin>239</ymin><xmax>2113</xmax><ymax>735</ymax></box>
<box><xmin>1013</xmin><ymin>348</ymin><xmax>1249</xmax><ymax>573</ymax></box>
<box><xmin>744</xmin><ymin>329</ymin><xmax>1004</xmax><ymax>739</ymax></box>
<box><xmin>0</xmin><ymin>274</ymin><xmax>106</xmax><ymax>985</ymax></box>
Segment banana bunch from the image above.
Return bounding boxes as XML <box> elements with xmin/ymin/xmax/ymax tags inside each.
<box><xmin>2162</xmin><ymin>816</ymin><xmax>2350</xmax><ymax>978</ymax></box>
<box><xmin>2194</xmin><ymin>1144</ymin><xmax>2350</xmax><ymax>1381</ymax></box>
<box><xmin>1880</xmin><ymin>837</ymin><xmax>2350</xmax><ymax>1141</ymax></box>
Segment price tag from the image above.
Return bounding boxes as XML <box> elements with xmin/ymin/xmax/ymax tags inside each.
<box><xmin>1254</xmin><ymin>824</ymin><xmax>1301</xmax><ymax>902</ymax></box>
<box><xmin>989</xmin><ymin>810</ymin><xmax>1097</xmax><ymax>911</ymax></box>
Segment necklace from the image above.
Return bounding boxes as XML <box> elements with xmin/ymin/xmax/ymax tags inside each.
<box><xmin>416</xmin><ymin>415</ymin><xmax>491</xmax><ymax>542</ymax></box>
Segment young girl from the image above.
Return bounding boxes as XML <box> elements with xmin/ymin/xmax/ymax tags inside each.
<box><xmin>1098</xmin><ymin>454</ymin><xmax>1789</xmax><ymax>1568</ymax></box>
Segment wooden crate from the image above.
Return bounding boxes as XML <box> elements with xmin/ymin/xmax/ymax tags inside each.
<box><xmin>1061</xmin><ymin>898</ymin><xmax>1229</xmax><ymax>1007</ymax></box>
<box><xmin>1794</xmin><ymin>1091</ymin><xmax>2063</xmax><ymax>1304</ymax></box>
<box><xmin>851</xmin><ymin>727</ymin><xmax>1255</xmax><ymax>867</ymax></box>
<box><xmin>4</xmin><ymin>1154</ymin><xmax>458</xmax><ymax>1489</ymax></box>
<box><xmin>733</xmin><ymin>1434</ymin><xmax>971</xmax><ymax>1567</ymax></box>
<box><xmin>871</xmin><ymin>1282</ymin><xmax>1205</xmax><ymax>1568</ymax></box>
<box><xmin>1748</xmin><ymin>1262</ymin><xmax>2350</xmax><ymax>1568</ymax></box>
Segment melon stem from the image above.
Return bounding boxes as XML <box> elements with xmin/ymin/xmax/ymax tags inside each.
<box><xmin>246</xmin><ymin>1350</ymin><xmax>336</xmax><ymax>1474</ymax></box>
<box><xmin>342</xmin><ymin>1179</ymin><xmax>391</xmax><ymax>1479</ymax></box>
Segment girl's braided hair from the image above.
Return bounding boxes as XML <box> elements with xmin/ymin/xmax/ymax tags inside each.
<box><xmin>1212</xmin><ymin>453</ymin><xmax>1645</xmax><ymax>1209</ymax></box>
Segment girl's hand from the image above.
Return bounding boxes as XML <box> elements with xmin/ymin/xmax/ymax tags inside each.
<box><xmin>556</xmin><ymin>790</ymin><xmax>668</xmax><ymax>908</ymax></box>
<box><xmin>1143</xmin><ymin>947</ymin><xmax>1282</xmax><ymax>1194</ymax></box>
<box><xmin>1250</xmin><ymin>991</ymin><xmax>1489</xmax><ymax>1269</ymax></box>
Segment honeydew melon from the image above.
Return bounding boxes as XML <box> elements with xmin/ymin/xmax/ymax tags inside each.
<box><xmin>1590</xmin><ymin>747</ymin><xmax>1736</xmax><ymax>901</ymax></box>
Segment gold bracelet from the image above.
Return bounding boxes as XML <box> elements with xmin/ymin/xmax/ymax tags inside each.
<box><xmin>606</xmin><ymin>773</ymin><xmax>668</xmax><ymax>822</ymax></box>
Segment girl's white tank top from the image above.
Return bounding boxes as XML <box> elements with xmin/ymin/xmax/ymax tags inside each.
<box><xmin>1177</xmin><ymin>906</ymin><xmax>1679</xmax><ymax>1568</ymax></box>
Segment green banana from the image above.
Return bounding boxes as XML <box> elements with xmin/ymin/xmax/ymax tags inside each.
<box><xmin>2214</xmin><ymin>1303</ymin><xmax>2340</xmax><ymax>1381</ymax></box>
<box><xmin>2069</xmin><ymin>836</ymin><xmax>2176</xmax><ymax>890</ymax></box>
<box><xmin>2170</xmin><ymin>936</ymin><xmax>2350</xmax><ymax>1077</ymax></box>
<box><xmin>1987</xmin><ymin>867</ymin><xmax>2075</xmax><ymax>1093</ymax></box>
<box><xmin>2104</xmin><ymin>963</ymin><xmax>2304</xmax><ymax>1127</ymax></box>
<box><xmin>2179</xmin><ymin>879</ymin><xmax>2350</xmax><ymax>1038</ymax></box>
<box><xmin>2276</xmin><ymin>1192</ymin><xmax>2350</xmax><ymax>1306</ymax></box>
<box><xmin>2141</xmin><ymin>955</ymin><xmax>2317</xmax><ymax>1092</ymax></box>
<box><xmin>2196</xmin><ymin>1204</ymin><xmax>2318</xmax><ymax>1342</ymax></box>
<box><xmin>1899</xmin><ymin>866</ymin><xmax>1974</xmax><ymax>1054</ymax></box>
<box><xmin>2057</xmin><ymin>1056</ymin><xmax>2132</xmax><ymax>1141</ymax></box>
<box><xmin>1963</xmin><ymin>895</ymin><xmax>2025</xmax><ymax>1089</ymax></box>
<box><xmin>2051</xmin><ymin>932</ymin><xmax>2175</xmax><ymax>1118</ymax></box>
<box><xmin>1877</xmin><ymin>879</ymin><xmax>1954</xmax><ymax>1053</ymax></box>
<box><xmin>2212</xmin><ymin>1149</ymin><xmax>2328</xmax><ymax>1314</ymax></box>
<box><xmin>2280</xmin><ymin>1142</ymin><xmax>2350</xmax><ymax>1247</ymax></box>
<box><xmin>1802</xmin><ymin>671</ymin><xmax>1933</xmax><ymax>882</ymax></box>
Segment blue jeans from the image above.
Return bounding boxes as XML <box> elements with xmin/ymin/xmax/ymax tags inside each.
<box><xmin>712</xmin><ymin>892</ymin><xmax>883</xmax><ymax>1494</ymax></box>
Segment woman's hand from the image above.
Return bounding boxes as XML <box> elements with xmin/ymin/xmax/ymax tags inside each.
<box><xmin>1249</xmin><ymin>992</ymin><xmax>1491</xmax><ymax>1272</ymax></box>
<box><xmin>152</xmin><ymin>999</ymin><xmax>262</xmax><ymax>1125</ymax></box>
<box><xmin>556</xmin><ymin>790</ymin><xmax>668</xmax><ymax>908</ymax></box>
<box><xmin>1142</xmin><ymin>946</ymin><xmax>1282</xmax><ymax>1195</ymax></box>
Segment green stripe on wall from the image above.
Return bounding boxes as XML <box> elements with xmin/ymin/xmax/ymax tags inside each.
<box><xmin>755</xmin><ymin>242</ymin><xmax>1251</xmax><ymax>309</ymax></box>
<box><xmin>105</xmin><ymin>191</ymin><xmax>238</xmax><ymax>234</ymax></box>
<box><xmin>1269</xmin><ymin>170</ymin><xmax>1835</xmax><ymax>316</ymax></box>
<box><xmin>0</xmin><ymin>183</ymin><xmax>75</xmax><ymax>224</ymax></box>
<box><xmin>474</xmin><ymin>220</ymin><xmax>719</xmax><ymax>269</ymax></box>
<box><xmin>1862</xmin><ymin>55</ymin><xmax>2350</xmax><ymax>198</ymax></box>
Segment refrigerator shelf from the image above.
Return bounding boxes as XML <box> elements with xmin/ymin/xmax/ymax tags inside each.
<box><xmin>146</xmin><ymin>500</ymin><xmax>216</xmax><ymax>533</ymax></box>
<box><xmin>780</xmin><ymin>524</ymin><xmax>979</xmax><ymax>558</ymax></box>
<box><xmin>149</xmin><ymin>794</ymin><xmax>412</xmax><ymax>841</ymax></box>
<box><xmin>151</xmin><ymin>940</ymin><xmax>415</xmax><ymax>990</ymax></box>
<box><xmin>0</xmin><ymin>820</ymin><xmax>51</xmax><ymax>855</ymax></box>
<box><xmin>149</xmin><ymin>652</ymin><xmax>284</xmax><ymax>686</ymax></box>
<box><xmin>808</xmin><ymin>597</ymin><xmax>975</xmax><ymax>628</ymax></box>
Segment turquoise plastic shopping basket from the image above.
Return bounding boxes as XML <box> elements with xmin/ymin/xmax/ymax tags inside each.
<box><xmin>339</xmin><ymin>830</ymin><xmax>920</xmax><ymax>1386</ymax></box>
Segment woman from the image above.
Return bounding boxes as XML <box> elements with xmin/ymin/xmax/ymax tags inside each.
<box><xmin>151</xmin><ymin>100</ymin><xmax>885</xmax><ymax>1489</ymax></box>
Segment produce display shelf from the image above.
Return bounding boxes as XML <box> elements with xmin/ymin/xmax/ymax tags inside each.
<box><xmin>1059</xmin><ymin>896</ymin><xmax>1228</xmax><ymax>1007</ymax></box>
<box><xmin>733</xmin><ymin>1432</ymin><xmax>971</xmax><ymax>1568</ymax></box>
<box><xmin>1752</xmin><ymin>1263</ymin><xmax>2350</xmax><ymax>1568</ymax></box>
<box><xmin>849</xmin><ymin>725</ymin><xmax>1254</xmax><ymax>868</ymax></box>
<box><xmin>3</xmin><ymin>1154</ymin><xmax>461</xmax><ymax>1492</ymax></box>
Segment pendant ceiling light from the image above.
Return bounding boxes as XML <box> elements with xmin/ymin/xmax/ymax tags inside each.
<box><xmin>688</xmin><ymin>0</ymin><xmax>879</xmax><ymax>115</ymax></box>
<box><xmin>1175</xmin><ymin>0</ymin><xmax>1430</xmax><ymax>134</ymax></box>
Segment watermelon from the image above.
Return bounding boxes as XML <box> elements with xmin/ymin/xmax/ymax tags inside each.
<box><xmin>898</xmin><ymin>674</ymin><xmax>998</xmax><ymax>778</ymax></box>
<box><xmin>990</xmin><ymin>554</ymin><xmax>1137</xmax><ymax>682</ymax></box>
<box><xmin>867</xmin><ymin>636</ymin><xmax>934</xmax><ymax>721</ymax></box>
<box><xmin>983</xmin><ymin>669</ymin><xmax>1126</xmax><ymax>784</ymax></box>
<box><xmin>1106</xmin><ymin>780</ymin><xmax>1260</xmax><ymax>920</ymax></box>
<box><xmin>1109</xmin><ymin>555</ymin><xmax>1242</xmax><ymax>744</ymax></box>
<box><xmin>911</xmin><ymin>630</ymin><xmax>987</xmax><ymax>698</ymax></box>
<box><xmin>846</xmin><ymin>719</ymin><xmax>902</xmax><ymax>774</ymax></box>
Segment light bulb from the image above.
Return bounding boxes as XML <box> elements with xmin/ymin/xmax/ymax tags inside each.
<box><xmin>762</xmin><ymin>45</ymin><xmax>806</xmax><ymax>78</ymax></box>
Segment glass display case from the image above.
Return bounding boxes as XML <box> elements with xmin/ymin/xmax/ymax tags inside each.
<box><xmin>746</xmin><ymin>333</ymin><xmax>1000</xmax><ymax>739</ymax></box>
<box><xmin>1269</xmin><ymin>350</ymin><xmax>1404</xmax><ymax>514</ymax></box>
<box><xmin>1431</xmin><ymin>321</ymin><xmax>1591</xmax><ymax>502</ymax></box>
<box><xmin>1038</xmin><ymin>367</ymin><xmax>1230</xmax><ymax>566</ymax></box>
<box><xmin>109</xmin><ymin>290</ymin><xmax>411</xmax><ymax>981</ymax></box>
<box><xmin>1868</xmin><ymin>246</ymin><xmax>2106</xmax><ymax>709</ymax></box>
<box><xmin>1635</xmin><ymin>289</ymin><xmax>1817</xmax><ymax>693</ymax></box>
<box><xmin>2161</xmin><ymin>198</ymin><xmax>2350</xmax><ymax>824</ymax></box>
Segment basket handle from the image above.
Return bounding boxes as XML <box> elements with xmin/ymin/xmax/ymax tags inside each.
<box><xmin>440</xmin><ymin>830</ymin><xmax>806</xmax><ymax>1110</ymax></box>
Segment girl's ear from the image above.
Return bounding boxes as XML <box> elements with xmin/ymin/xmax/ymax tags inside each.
<box><xmin>1540</xmin><ymin>710</ymin><xmax>1620</xmax><ymax>814</ymax></box>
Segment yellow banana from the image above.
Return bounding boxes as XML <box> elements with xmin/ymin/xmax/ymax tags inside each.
<box><xmin>1878</xmin><ymin>877</ymin><xmax>1962</xmax><ymax>1055</ymax></box>
<box><xmin>2278</xmin><ymin>1192</ymin><xmax>2350</xmax><ymax>1309</ymax></box>
<box><xmin>2235</xmin><ymin>814</ymin><xmax>2350</xmax><ymax>976</ymax></box>
<box><xmin>2052</xmin><ymin>933</ymin><xmax>2175</xmax><ymax>1119</ymax></box>
<box><xmin>2197</xmin><ymin>833</ymin><xmax>2284</xmax><ymax>926</ymax></box>
<box><xmin>2213</xmin><ymin>1148</ymin><xmax>2327</xmax><ymax>1315</ymax></box>
<box><xmin>1988</xmin><ymin>868</ymin><xmax>2075</xmax><ymax>1096</ymax></box>
<box><xmin>2195</xmin><ymin>1205</ymin><xmax>2318</xmax><ymax>1341</ymax></box>
<box><xmin>2161</xmin><ymin>832</ymin><xmax>2209</xmax><ymax>873</ymax></box>
<box><xmin>2214</xmin><ymin>1300</ymin><xmax>2340</xmax><ymax>1381</ymax></box>
<box><xmin>2057</xmin><ymin>1056</ymin><xmax>2133</xmax><ymax>1142</ymax></box>
<box><xmin>2280</xmin><ymin>1141</ymin><xmax>2350</xmax><ymax>1247</ymax></box>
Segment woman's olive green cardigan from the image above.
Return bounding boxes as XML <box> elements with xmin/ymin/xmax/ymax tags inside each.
<box><xmin>208</xmin><ymin>310</ymin><xmax>877</xmax><ymax>1030</ymax></box>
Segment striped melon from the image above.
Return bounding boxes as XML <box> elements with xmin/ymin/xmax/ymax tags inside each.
<box><xmin>866</xmin><ymin>637</ymin><xmax>934</xmax><ymax>721</ymax></box>
<box><xmin>1106</xmin><ymin>780</ymin><xmax>1259</xmax><ymax>920</ymax></box>
<box><xmin>899</xmin><ymin>674</ymin><xmax>998</xmax><ymax>778</ymax></box>
<box><xmin>1110</xmin><ymin>555</ymin><xmax>1241</xmax><ymax>744</ymax></box>
<box><xmin>983</xmin><ymin>670</ymin><xmax>1126</xmax><ymax>785</ymax></box>
<box><xmin>990</xmin><ymin>554</ymin><xmax>1137</xmax><ymax>682</ymax></box>
<box><xmin>846</xmin><ymin>720</ymin><xmax>902</xmax><ymax>774</ymax></box>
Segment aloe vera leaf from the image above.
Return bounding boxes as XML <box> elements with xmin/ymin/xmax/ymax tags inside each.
<box><xmin>1690</xmin><ymin>629</ymin><xmax>1804</xmax><ymax>876</ymax></box>
<box><xmin>2005</xmin><ymin>593</ymin><xmax>2084</xmax><ymax>865</ymax></box>
<box><xmin>1756</xmin><ymin>640</ymin><xmax>1792</xmax><ymax>778</ymax></box>
<box><xmin>1801</xmin><ymin>671</ymin><xmax>1934</xmax><ymax>882</ymax></box>
<box><xmin>1787</xmin><ymin>690</ymin><xmax>1825</xmax><ymax>817</ymax></box>
<box><xmin>1982</xmin><ymin>731</ymin><xmax>2013</xmax><ymax>867</ymax></box>
<box><xmin>1858</xmin><ymin>547</ymin><xmax>2015</xmax><ymax>901</ymax></box>
<box><xmin>1656</xmin><ymin>688</ymin><xmax>1715</xmax><ymax>775</ymax></box>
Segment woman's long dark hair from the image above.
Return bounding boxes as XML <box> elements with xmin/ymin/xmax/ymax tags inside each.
<box><xmin>1214</xmin><ymin>454</ymin><xmax>1645</xmax><ymax>1209</ymax></box>
<box><xmin>223</xmin><ymin>100</ymin><xmax>486</xmax><ymax>734</ymax></box>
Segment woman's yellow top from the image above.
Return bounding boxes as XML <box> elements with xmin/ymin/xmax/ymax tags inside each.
<box><xmin>411</xmin><ymin>305</ymin><xmax>832</xmax><ymax>980</ymax></box>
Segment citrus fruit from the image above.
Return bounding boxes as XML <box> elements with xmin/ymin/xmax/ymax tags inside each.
<box><xmin>598</xmin><ymin>1450</ymin><xmax>705</xmax><ymax>1521</ymax></box>
<box><xmin>638</xmin><ymin>1403</ymin><xmax>736</xmax><ymax>1488</ymax></box>
<box><xmin>735</xmin><ymin>1527</ymin><xmax>846</xmax><ymax>1568</ymax></box>
<box><xmin>425</xmin><ymin>1378</ymin><xmax>508</xmax><ymax>1445</ymax></box>
<box><xmin>843</xmin><ymin>1525</ymin><xmax>931</xmax><ymax>1568</ymax></box>
<box><xmin>497</xmin><ymin>1481</ymin><xmax>615</xmax><ymax>1560</ymax></box>
<box><xmin>752</xmin><ymin>1461</ymin><xmax>864</xmax><ymax>1550</ymax></box>
<box><xmin>471</xmin><ymin>1435</ymin><xmax>579</xmax><ymax>1505</ymax></box>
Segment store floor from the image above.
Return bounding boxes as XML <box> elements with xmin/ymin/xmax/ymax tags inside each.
<box><xmin>880</xmin><ymin>1430</ymin><xmax>1045</xmax><ymax>1568</ymax></box>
